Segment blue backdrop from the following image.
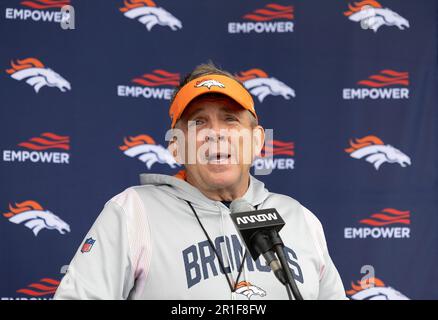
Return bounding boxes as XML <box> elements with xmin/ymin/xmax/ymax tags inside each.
<box><xmin>1</xmin><ymin>0</ymin><xmax>437</xmax><ymax>299</ymax></box>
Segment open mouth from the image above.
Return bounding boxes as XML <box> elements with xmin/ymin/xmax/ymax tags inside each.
<box><xmin>207</xmin><ymin>153</ymin><xmax>231</xmax><ymax>164</ymax></box>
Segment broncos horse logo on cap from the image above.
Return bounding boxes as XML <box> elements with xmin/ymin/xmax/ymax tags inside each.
<box><xmin>120</xmin><ymin>0</ymin><xmax>182</xmax><ymax>31</ymax></box>
<box><xmin>345</xmin><ymin>135</ymin><xmax>411</xmax><ymax>170</ymax></box>
<box><xmin>195</xmin><ymin>79</ymin><xmax>225</xmax><ymax>90</ymax></box>
<box><xmin>120</xmin><ymin>134</ymin><xmax>179</xmax><ymax>169</ymax></box>
<box><xmin>3</xmin><ymin>200</ymin><xmax>71</xmax><ymax>236</ymax></box>
<box><xmin>6</xmin><ymin>58</ymin><xmax>71</xmax><ymax>93</ymax></box>
<box><xmin>344</xmin><ymin>0</ymin><xmax>409</xmax><ymax>32</ymax></box>
<box><xmin>236</xmin><ymin>69</ymin><xmax>295</xmax><ymax>103</ymax></box>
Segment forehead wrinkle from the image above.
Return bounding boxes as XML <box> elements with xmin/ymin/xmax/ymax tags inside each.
<box><xmin>183</xmin><ymin>98</ymin><xmax>243</xmax><ymax>120</ymax></box>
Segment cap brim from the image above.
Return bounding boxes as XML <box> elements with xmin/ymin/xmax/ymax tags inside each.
<box><xmin>169</xmin><ymin>74</ymin><xmax>256</xmax><ymax>128</ymax></box>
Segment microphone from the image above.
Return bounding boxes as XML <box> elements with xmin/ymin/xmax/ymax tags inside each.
<box><xmin>230</xmin><ymin>199</ymin><xmax>287</xmax><ymax>285</ymax></box>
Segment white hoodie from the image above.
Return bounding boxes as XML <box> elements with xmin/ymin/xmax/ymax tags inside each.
<box><xmin>54</xmin><ymin>174</ymin><xmax>346</xmax><ymax>300</ymax></box>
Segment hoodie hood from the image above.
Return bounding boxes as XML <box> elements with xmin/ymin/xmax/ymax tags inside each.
<box><xmin>139</xmin><ymin>173</ymin><xmax>270</xmax><ymax>211</ymax></box>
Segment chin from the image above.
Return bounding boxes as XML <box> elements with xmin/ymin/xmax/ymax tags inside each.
<box><xmin>204</xmin><ymin>165</ymin><xmax>243</xmax><ymax>188</ymax></box>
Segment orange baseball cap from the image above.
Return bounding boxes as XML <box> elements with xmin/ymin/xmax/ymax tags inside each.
<box><xmin>169</xmin><ymin>74</ymin><xmax>256</xmax><ymax>128</ymax></box>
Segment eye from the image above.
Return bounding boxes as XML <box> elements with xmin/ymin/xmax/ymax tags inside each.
<box><xmin>191</xmin><ymin>118</ymin><xmax>205</xmax><ymax>126</ymax></box>
<box><xmin>225</xmin><ymin>115</ymin><xmax>238</xmax><ymax>122</ymax></box>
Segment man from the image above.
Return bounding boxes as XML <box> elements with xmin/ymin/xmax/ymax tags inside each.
<box><xmin>54</xmin><ymin>63</ymin><xmax>346</xmax><ymax>300</ymax></box>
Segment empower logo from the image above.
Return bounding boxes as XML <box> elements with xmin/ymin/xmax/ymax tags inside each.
<box><xmin>346</xmin><ymin>277</ymin><xmax>409</xmax><ymax>300</ymax></box>
<box><xmin>5</xmin><ymin>0</ymin><xmax>70</xmax><ymax>23</ymax></box>
<box><xmin>2</xmin><ymin>132</ymin><xmax>70</xmax><ymax>164</ymax></box>
<box><xmin>119</xmin><ymin>134</ymin><xmax>179</xmax><ymax>168</ymax></box>
<box><xmin>343</xmin><ymin>70</ymin><xmax>409</xmax><ymax>100</ymax></box>
<box><xmin>344</xmin><ymin>0</ymin><xmax>409</xmax><ymax>32</ymax></box>
<box><xmin>117</xmin><ymin>69</ymin><xmax>179</xmax><ymax>100</ymax></box>
<box><xmin>17</xmin><ymin>278</ymin><xmax>60</xmax><ymax>297</ymax></box>
<box><xmin>344</xmin><ymin>208</ymin><xmax>410</xmax><ymax>239</ymax></box>
<box><xmin>3</xmin><ymin>200</ymin><xmax>71</xmax><ymax>236</ymax></box>
<box><xmin>253</xmin><ymin>140</ymin><xmax>295</xmax><ymax>171</ymax></box>
<box><xmin>228</xmin><ymin>3</ymin><xmax>294</xmax><ymax>34</ymax></box>
<box><xmin>345</xmin><ymin>135</ymin><xmax>411</xmax><ymax>170</ymax></box>
<box><xmin>236</xmin><ymin>69</ymin><xmax>295</xmax><ymax>102</ymax></box>
<box><xmin>120</xmin><ymin>0</ymin><xmax>182</xmax><ymax>31</ymax></box>
<box><xmin>1</xmin><ymin>278</ymin><xmax>60</xmax><ymax>300</ymax></box>
<box><xmin>6</xmin><ymin>58</ymin><xmax>71</xmax><ymax>93</ymax></box>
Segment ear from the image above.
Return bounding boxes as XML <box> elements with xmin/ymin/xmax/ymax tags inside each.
<box><xmin>168</xmin><ymin>137</ymin><xmax>184</xmax><ymax>164</ymax></box>
<box><xmin>252</xmin><ymin>126</ymin><xmax>265</xmax><ymax>158</ymax></box>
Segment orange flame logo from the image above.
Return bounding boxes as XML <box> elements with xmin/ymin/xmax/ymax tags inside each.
<box><xmin>6</xmin><ymin>58</ymin><xmax>44</xmax><ymax>75</ymax></box>
<box><xmin>344</xmin><ymin>0</ymin><xmax>382</xmax><ymax>16</ymax></box>
<box><xmin>120</xmin><ymin>0</ymin><xmax>156</xmax><ymax>12</ymax></box>
<box><xmin>261</xmin><ymin>140</ymin><xmax>294</xmax><ymax>157</ymax></box>
<box><xmin>243</xmin><ymin>4</ymin><xmax>294</xmax><ymax>21</ymax></box>
<box><xmin>132</xmin><ymin>69</ymin><xmax>180</xmax><ymax>87</ymax></box>
<box><xmin>235</xmin><ymin>69</ymin><xmax>269</xmax><ymax>82</ymax></box>
<box><xmin>360</xmin><ymin>208</ymin><xmax>410</xmax><ymax>226</ymax></box>
<box><xmin>17</xmin><ymin>132</ymin><xmax>70</xmax><ymax>151</ymax></box>
<box><xmin>345</xmin><ymin>135</ymin><xmax>384</xmax><ymax>153</ymax></box>
<box><xmin>346</xmin><ymin>277</ymin><xmax>385</xmax><ymax>295</ymax></box>
<box><xmin>119</xmin><ymin>134</ymin><xmax>156</xmax><ymax>151</ymax></box>
<box><xmin>235</xmin><ymin>281</ymin><xmax>253</xmax><ymax>290</ymax></box>
<box><xmin>16</xmin><ymin>278</ymin><xmax>60</xmax><ymax>297</ymax></box>
<box><xmin>357</xmin><ymin>70</ymin><xmax>409</xmax><ymax>87</ymax></box>
<box><xmin>3</xmin><ymin>200</ymin><xmax>44</xmax><ymax>219</ymax></box>
<box><xmin>20</xmin><ymin>0</ymin><xmax>70</xmax><ymax>9</ymax></box>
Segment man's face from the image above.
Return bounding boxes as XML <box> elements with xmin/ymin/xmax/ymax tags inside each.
<box><xmin>174</xmin><ymin>94</ymin><xmax>264</xmax><ymax>192</ymax></box>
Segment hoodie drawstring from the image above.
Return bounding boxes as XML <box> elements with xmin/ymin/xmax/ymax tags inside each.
<box><xmin>186</xmin><ymin>200</ymin><xmax>248</xmax><ymax>299</ymax></box>
<box><xmin>219</xmin><ymin>204</ymin><xmax>247</xmax><ymax>300</ymax></box>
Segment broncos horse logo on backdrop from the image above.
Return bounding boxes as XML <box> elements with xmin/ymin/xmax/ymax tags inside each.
<box><xmin>236</xmin><ymin>69</ymin><xmax>295</xmax><ymax>102</ymax></box>
<box><xmin>234</xmin><ymin>281</ymin><xmax>267</xmax><ymax>300</ymax></box>
<box><xmin>120</xmin><ymin>0</ymin><xmax>182</xmax><ymax>31</ymax></box>
<box><xmin>119</xmin><ymin>134</ymin><xmax>179</xmax><ymax>169</ymax></box>
<box><xmin>3</xmin><ymin>200</ymin><xmax>70</xmax><ymax>236</ymax></box>
<box><xmin>345</xmin><ymin>135</ymin><xmax>411</xmax><ymax>170</ymax></box>
<box><xmin>347</xmin><ymin>277</ymin><xmax>409</xmax><ymax>300</ymax></box>
<box><xmin>6</xmin><ymin>58</ymin><xmax>71</xmax><ymax>93</ymax></box>
<box><xmin>344</xmin><ymin>0</ymin><xmax>409</xmax><ymax>32</ymax></box>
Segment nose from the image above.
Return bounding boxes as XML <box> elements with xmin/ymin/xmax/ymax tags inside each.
<box><xmin>204</xmin><ymin>118</ymin><xmax>226</xmax><ymax>142</ymax></box>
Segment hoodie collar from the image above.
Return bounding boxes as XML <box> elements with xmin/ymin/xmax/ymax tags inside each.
<box><xmin>139</xmin><ymin>173</ymin><xmax>269</xmax><ymax>211</ymax></box>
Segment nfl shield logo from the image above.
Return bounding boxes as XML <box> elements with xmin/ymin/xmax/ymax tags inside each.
<box><xmin>81</xmin><ymin>237</ymin><xmax>96</xmax><ymax>253</ymax></box>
